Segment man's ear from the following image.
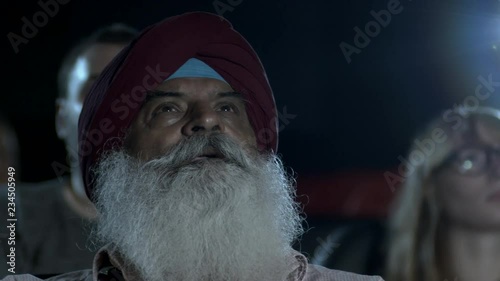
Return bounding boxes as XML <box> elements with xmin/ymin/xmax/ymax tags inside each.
<box><xmin>55</xmin><ymin>98</ymin><xmax>68</xmax><ymax>140</ymax></box>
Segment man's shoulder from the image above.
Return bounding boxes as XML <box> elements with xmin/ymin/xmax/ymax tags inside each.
<box><xmin>1</xmin><ymin>270</ymin><xmax>93</xmax><ymax>281</ymax></box>
<box><xmin>1</xmin><ymin>274</ymin><xmax>44</xmax><ymax>281</ymax></box>
<box><xmin>304</xmin><ymin>264</ymin><xmax>384</xmax><ymax>281</ymax></box>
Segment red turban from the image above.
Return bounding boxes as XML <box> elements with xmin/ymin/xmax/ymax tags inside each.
<box><xmin>78</xmin><ymin>12</ymin><xmax>278</xmax><ymax>200</ymax></box>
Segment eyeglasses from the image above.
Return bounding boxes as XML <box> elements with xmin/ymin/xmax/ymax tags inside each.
<box><xmin>439</xmin><ymin>145</ymin><xmax>500</xmax><ymax>176</ymax></box>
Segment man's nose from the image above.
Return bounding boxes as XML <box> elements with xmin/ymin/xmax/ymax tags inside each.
<box><xmin>182</xmin><ymin>104</ymin><xmax>223</xmax><ymax>136</ymax></box>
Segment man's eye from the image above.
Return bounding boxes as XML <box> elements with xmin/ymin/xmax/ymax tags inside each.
<box><xmin>453</xmin><ymin>148</ymin><xmax>486</xmax><ymax>172</ymax></box>
<box><xmin>217</xmin><ymin>103</ymin><xmax>236</xmax><ymax>113</ymax></box>
<box><xmin>153</xmin><ymin>104</ymin><xmax>179</xmax><ymax>117</ymax></box>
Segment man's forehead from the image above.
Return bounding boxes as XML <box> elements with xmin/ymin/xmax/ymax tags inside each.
<box><xmin>83</xmin><ymin>43</ymin><xmax>126</xmax><ymax>69</ymax></box>
<box><xmin>66</xmin><ymin>43</ymin><xmax>126</xmax><ymax>102</ymax></box>
<box><xmin>475</xmin><ymin>116</ymin><xmax>500</xmax><ymax>144</ymax></box>
<box><xmin>72</xmin><ymin>43</ymin><xmax>126</xmax><ymax>80</ymax></box>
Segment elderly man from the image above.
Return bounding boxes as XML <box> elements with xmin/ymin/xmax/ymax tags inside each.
<box><xmin>3</xmin><ymin>12</ymin><xmax>383</xmax><ymax>281</ymax></box>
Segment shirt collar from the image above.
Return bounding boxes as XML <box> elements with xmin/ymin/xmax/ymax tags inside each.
<box><xmin>93</xmin><ymin>244</ymin><xmax>309</xmax><ymax>281</ymax></box>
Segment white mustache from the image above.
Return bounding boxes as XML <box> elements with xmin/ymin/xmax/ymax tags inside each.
<box><xmin>147</xmin><ymin>134</ymin><xmax>250</xmax><ymax>171</ymax></box>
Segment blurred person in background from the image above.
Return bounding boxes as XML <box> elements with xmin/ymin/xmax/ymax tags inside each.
<box><xmin>0</xmin><ymin>114</ymin><xmax>19</xmax><ymax>184</ymax></box>
<box><xmin>54</xmin><ymin>23</ymin><xmax>138</xmax><ymax>221</ymax></box>
<box><xmin>0</xmin><ymin>24</ymin><xmax>138</xmax><ymax>277</ymax></box>
<box><xmin>386</xmin><ymin>106</ymin><xmax>500</xmax><ymax>281</ymax></box>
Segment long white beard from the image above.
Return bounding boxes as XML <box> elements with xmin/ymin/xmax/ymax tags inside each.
<box><xmin>93</xmin><ymin>134</ymin><xmax>303</xmax><ymax>281</ymax></box>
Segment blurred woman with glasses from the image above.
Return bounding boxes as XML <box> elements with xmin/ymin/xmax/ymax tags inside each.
<box><xmin>386</xmin><ymin>106</ymin><xmax>500</xmax><ymax>281</ymax></box>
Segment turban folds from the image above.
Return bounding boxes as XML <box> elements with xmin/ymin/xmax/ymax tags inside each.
<box><xmin>78</xmin><ymin>12</ymin><xmax>278</xmax><ymax>200</ymax></box>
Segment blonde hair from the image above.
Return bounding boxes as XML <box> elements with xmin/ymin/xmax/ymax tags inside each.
<box><xmin>385</xmin><ymin>106</ymin><xmax>500</xmax><ymax>281</ymax></box>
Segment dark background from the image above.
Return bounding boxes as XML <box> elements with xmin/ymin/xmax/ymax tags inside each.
<box><xmin>3</xmin><ymin>0</ymin><xmax>500</xmax><ymax>183</ymax></box>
